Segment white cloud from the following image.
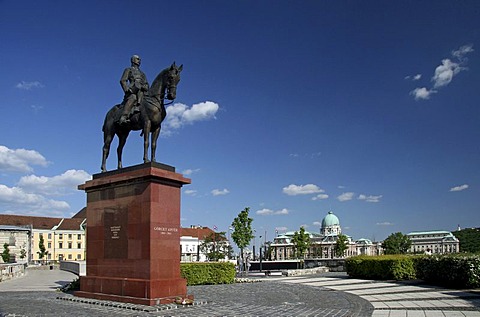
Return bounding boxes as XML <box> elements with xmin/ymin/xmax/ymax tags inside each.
<box><xmin>283</xmin><ymin>184</ymin><xmax>324</xmax><ymax>196</ymax></box>
<box><xmin>358</xmin><ymin>194</ymin><xmax>383</xmax><ymax>203</ymax></box>
<box><xmin>182</xmin><ymin>168</ymin><xmax>200</xmax><ymax>176</ymax></box>
<box><xmin>410</xmin><ymin>44</ymin><xmax>473</xmax><ymax>100</ymax></box>
<box><xmin>312</xmin><ymin>193</ymin><xmax>329</xmax><ymax>201</ymax></box>
<box><xmin>275</xmin><ymin>226</ymin><xmax>288</xmax><ymax>233</ymax></box>
<box><xmin>376</xmin><ymin>222</ymin><xmax>394</xmax><ymax>226</ymax></box>
<box><xmin>0</xmin><ymin>145</ymin><xmax>49</xmax><ymax>173</ymax></box>
<box><xmin>17</xmin><ymin>170</ymin><xmax>91</xmax><ymax>196</ymax></box>
<box><xmin>337</xmin><ymin>192</ymin><xmax>354</xmax><ymax>202</ymax></box>
<box><xmin>450</xmin><ymin>184</ymin><xmax>469</xmax><ymax>192</ymax></box>
<box><xmin>0</xmin><ymin>184</ymin><xmax>70</xmax><ymax>213</ymax></box>
<box><xmin>312</xmin><ymin>221</ymin><xmax>322</xmax><ymax>227</ymax></box>
<box><xmin>410</xmin><ymin>87</ymin><xmax>437</xmax><ymax>100</ymax></box>
<box><xmin>15</xmin><ymin>81</ymin><xmax>44</xmax><ymax>90</ymax></box>
<box><xmin>452</xmin><ymin>44</ymin><xmax>474</xmax><ymax>62</ymax></box>
<box><xmin>164</xmin><ymin>101</ymin><xmax>219</xmax><ymax>133</ymax></box>
<box><xmin>432</xmin><ymin>59</ymin><xmax>464</xmax><ymax>89</ymax></box>
<box><xmin>256</xmin><ymin>208</ymin><xmax>289</xmax><ymax>216</ymax></box>
<box><xmin>211</xmin><ymin>188</ymin><xmax>229</xmax><ymax>196</ymax></box>
<box><xmin>405</xmin><ymin>74</ymin><xmax>422</xmax><ymax>81</ymax></box>
<box><xmin>184</xmin><ymin>189</ymin><xmax>197</xmax><ymax>196</ymax></box>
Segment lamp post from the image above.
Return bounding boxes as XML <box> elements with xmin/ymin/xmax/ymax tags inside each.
<box><xmin>252</xmin><ymin>229</ymin><xmax>256</xmax><ymax>261</ymax></box>
<box><xmin>259</xmin><ymin>235</ymin><xmax>263</xmax><ymax>272</ymax></box>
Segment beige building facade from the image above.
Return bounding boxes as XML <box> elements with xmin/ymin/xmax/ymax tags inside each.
<box><xmin>407</xmin><ymin>230</ymin><xmax>459</xmax><ymax>254</ymax></box>
<box><xmin>0</xmin><ymin>214</ymin><xmax>86</xmax><ymax>263</ymax></box>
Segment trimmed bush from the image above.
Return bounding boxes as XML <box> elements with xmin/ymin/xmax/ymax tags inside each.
<box><xmin>414</xmin><ymin>254</ymin><xmax>480</xmax><ymax>288</ymax></box>
<box><xmin>180</xmin><ymin>262</ymin><xmax>235</xmax><ymax>286</ymax></box>
<box><xmin>346</xmin><ymin>255</ymin><xmax>416</xmax><ymax>280</ymax></box>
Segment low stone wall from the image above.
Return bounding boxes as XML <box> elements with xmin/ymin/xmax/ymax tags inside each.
<box><xmin>282</xmin><ymin>266</ymin><xmax>329</xmax><ymax>277</ymax></box>
<box><xmin>60</xmin><ymin>261</ymin><xmax>86</xmax><ymax>276</ymax></box>
<box><xmin>0</xmin><ymin>263</ymin><xmax>26</xmax><ymax>282</ymax></box>
<box><xmin>305</xmin><ymin>259</ymin><xmax>346</xmax><ymax>272</ymax></box>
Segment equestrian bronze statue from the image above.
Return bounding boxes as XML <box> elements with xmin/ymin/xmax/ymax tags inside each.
<box><xmin>101</xmin><ymin>62</ymin><xmax>183</xmax><ymax>172</ymax></box>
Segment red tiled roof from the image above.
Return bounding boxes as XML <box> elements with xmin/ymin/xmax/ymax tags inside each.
<box><xmin>57</xmin><ymin>218</ymin><xmax>85</xmax><ymax>230</ymax></box>
<box><xmin>72</xmin><ymin>207</ymin><xmax>86</xmax><ymax>218</ymax></box>
<box><xmin>181</xmin><ymin>227</ymin><xmax>216</xmax><ymax>239</ymax></box>
<box><xmin>0</xmin><ymin>214</ymin><xmax>62</xmax><ymax>230</ymax></box>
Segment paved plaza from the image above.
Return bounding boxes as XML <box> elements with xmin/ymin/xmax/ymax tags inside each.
<box><xmin>0</xmin><ymin>269</ymin><xmax>479</xmax><ymax>316</ymax></box>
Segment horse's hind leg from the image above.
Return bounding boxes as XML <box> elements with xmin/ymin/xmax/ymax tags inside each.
<box><xmin>101</xmin><ymin>132</ymin><xmax>113</xmax><ymax>172</ymax></box>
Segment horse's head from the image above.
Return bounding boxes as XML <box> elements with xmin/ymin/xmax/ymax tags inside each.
<box><xmin>165</xmin><ymin>62</ymin><xmax>183</xmax><ymax>100</ymax></box>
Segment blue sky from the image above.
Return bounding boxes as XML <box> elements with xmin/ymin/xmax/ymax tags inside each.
<box><xmin>1</xmin><ymin>1</ymin><xmax>479</xmax><ymax>243</ymax></box>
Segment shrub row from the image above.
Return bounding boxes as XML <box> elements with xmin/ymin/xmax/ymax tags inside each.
<box><xmin>415</xmin><ymin>254</ymin><xmax>480</xmax><ymax>288</ymax></box>
<box><xmin>345</xmin><ymin>255</ymin><xmax>416</xmax><ymax>280</ymax></box>
<box><xmin>345</xmin><ymin>254</ymin><xmax>480</xmax><ymax>288</ymax></box>
<box><xmin>180</xmin><ymin>262</ymin><xmax>235</xmax><ymax>286</ymax></box>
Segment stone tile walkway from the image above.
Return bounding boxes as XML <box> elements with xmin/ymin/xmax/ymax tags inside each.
<box><xmin>267</xmin><ymin>274</ymin><xmax>480</xmax><ymax>317</ymax></box>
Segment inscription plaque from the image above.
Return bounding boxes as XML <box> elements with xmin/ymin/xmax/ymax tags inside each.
<box><xmin>104</xmin><ymin>207</ymin><xmax>128</xmax><ymax>259</ymax></box>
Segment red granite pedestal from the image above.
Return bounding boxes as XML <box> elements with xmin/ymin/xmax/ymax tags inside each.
<box><xmin>75</xmin><ymin>162</ymin><xmax>191</xmax><ymax>306</ymax></box>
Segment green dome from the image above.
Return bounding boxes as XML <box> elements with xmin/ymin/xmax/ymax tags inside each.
<box><xmin>321</xmin><ymin>211</ymin><xmax>340</xmax><ymax>228</ymax></box>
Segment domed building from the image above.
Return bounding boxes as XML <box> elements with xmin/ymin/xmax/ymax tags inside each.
<box><xmin>270</xmin><ymin>211</ymin><xmax>382</xmax><ymax>260</ymax></box>
<box><xmin>321</xmin><ymin>211</ymin><xmax>341</xmax><ymax>236</ymax></box>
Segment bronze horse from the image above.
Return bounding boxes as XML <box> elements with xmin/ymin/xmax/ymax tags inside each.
<box><xmin>101</xmin><ymin>62</ymin><xmax>183</xmax><ymax>172</ymax></box>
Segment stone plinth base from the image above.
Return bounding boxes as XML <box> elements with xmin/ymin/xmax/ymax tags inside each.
<box><xmin>76</xmin><ymin>276</ymin><xmax>189</xmax><ymax>305</ymax></box>
<box><xmin>75</xmin><ymin>162</ymin><xmax>191</xmax><ymax>306</ymax></box>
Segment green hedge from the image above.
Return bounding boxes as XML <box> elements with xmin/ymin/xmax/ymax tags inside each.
<box><xmin>180</xmin><ymin>262</ymin><xmax>236</xmax><ymax>286</ymax></box>
<box><xmin>346</xmin><ymin>254</ymin><xmax>480</xmax><ymax>288</ymax></box>
<box><xmin>414</xmin><ymin>254</ymin><xmax>480</xmax><ymax>288</ymax></box>
<box><xmin>345</xmin><ymin>255</ymin><xmax>416</xmax><ymax>280</ymax></box>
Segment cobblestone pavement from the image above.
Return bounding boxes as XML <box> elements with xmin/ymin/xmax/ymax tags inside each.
<box><xmin>0</xmin><ymin>270</ymin><xmax>372</xmax><ymax>316</ymax></box>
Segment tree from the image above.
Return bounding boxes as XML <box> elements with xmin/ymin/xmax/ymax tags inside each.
<box><xmin>231</xmin><ymin>207</ymin><xmax>254</xmax><ymax>262</ymax></box>
<box><xmin>1</xmin><ymin>243</ymin><xmax>10</xmax><ymax>263</ymax></box>
<box><xmin>199</xmin><ymin>231</ymin><xmax>230</xmax><ymax>261</ymax></box>
<box><xmin>334</xmin><ymin>234</ymin><xmax>349</xmax><ymax>257</ymax></box>
<box><xmin>291</xmin><ymin>227</ymin><xmax>310</xmax><ymax>259</ymax></box>
<box><xmin>453</xmin><ymin>228</ymin><xmax>480</xmax><ymax>253</ymax></box>
<box><xmin>37</xmin><ymin>234</ymin><xmax>49</xmax><ymax>261</ymax></box>
<box><xmin>19</xmin><ymin>243</ymin><xmax>27</xmax><ymax>260</ymax></box>
<box><xmin>382</xmin><ymin>232</ymin><xmax>411</xmax><ymax>254</ymax></box>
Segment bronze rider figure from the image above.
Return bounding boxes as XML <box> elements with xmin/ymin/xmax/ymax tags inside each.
<box><xmin>118</xmin><ymin>55</ymin><xmax>149</xmax><ymax>125</ymax></box>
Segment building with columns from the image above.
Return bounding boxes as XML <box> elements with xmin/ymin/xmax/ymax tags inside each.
<box><xmin>270</xmin><ymin>211</ymin><xmax>382</xmax><ymax>259</ymax></box>
<box><xmin>407</xmin><ymin>230</ymin><xmax>459</xmax><ymax>254</ymax></box>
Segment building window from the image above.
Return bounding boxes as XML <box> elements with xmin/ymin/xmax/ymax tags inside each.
<box><xmin>77</xmin><ymin>243</ymin><xmax>81</xmax><ymax>249</ymax></box>
<box><xmin>59</xmin><ymin>242</ymin><xmax>63</xmax><ymax>249</ymax></box>
<box><xmin>68</xmin><ymin>234</ymin><xmax>72</xmax><ymax>240</ymax></box>
<box><xmin>77</xmin><ymin>254</ymin><xmax>82</xmax><ymax>260</ymax></box>
<box><xmin>59</xmin><ymin>234</ymin><xmax>63</xmax><ymax>239</ymax></box>
<box><xmin>48</xmin><ymin>233</ymin><xmax>52</xmax><ymax>239</ymax></box>
<box><xmin>77</xmin><ymin>234</ymin><xmax>82</xmax><ymax>240</ymax></box>
<box><xmin>39</xmin><ymin>233</ymin><xmax>43</xmax><ymax>238</ymax></box>
<box><xmin>68</xmin><ymin>242</ymin><xmax>72</xmax><ymax>249</ymax></box>
<box><xmin>68</xmin><ymin>254</ymin><xmax>72</xmax><ymax>260</ymax></box>
<box><xmin>48</xmin><ymin>242</ymin><xmax>52</xmax><ymax>248</ymax></box>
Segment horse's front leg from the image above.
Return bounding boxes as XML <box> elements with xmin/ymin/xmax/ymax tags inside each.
<box><xmin>150</xmin><ymin>127</ymin><xmax>161</xmax><ymax>162</ymax></box>
<box><xmin>117</xmin><ymin>133</ymin><xmax>128</xmax><ymax>169</ymax></box>
<box><xmin>143</xmin><ymin>121</ymin><xmax>151</xmax><ymax>163</ymax></box>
